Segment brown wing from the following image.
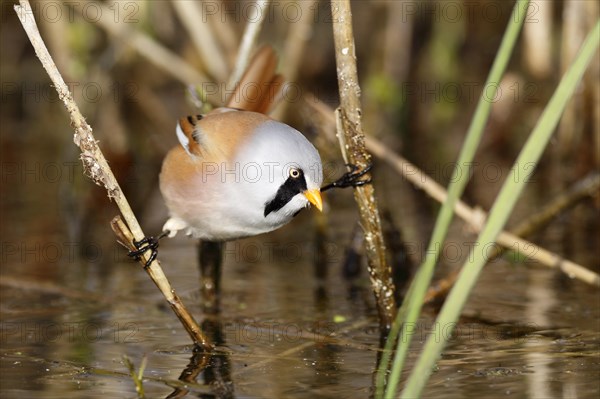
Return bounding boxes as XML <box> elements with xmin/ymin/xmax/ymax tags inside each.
<box><xmin>175</xmin><ymin>47</ymin><xmax>282</xmax><ymax>157</ymax></box>
<box><xmin>176</xmin><ymin>114</ymin><xmax>206</xmax><ymax>157</ymax></box>
<box><xmin>177</xmin><ymin>111</ymin><xmax>271</xmax><ymax>160</ymax></box>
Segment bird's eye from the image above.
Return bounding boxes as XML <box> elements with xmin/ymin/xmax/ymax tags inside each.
<box><xmin>289</xmin><ymin>168</ymin><xmax>301</xmax><ymax>179</ymax></box>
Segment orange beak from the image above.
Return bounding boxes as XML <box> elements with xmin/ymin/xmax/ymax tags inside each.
<box><xmin>303</xmin><ymin>189</ymin><xmax>323</xmax><ymax>212</ymax></box>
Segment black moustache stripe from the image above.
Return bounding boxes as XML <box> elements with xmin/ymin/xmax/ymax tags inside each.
<box><xmin>264</xmin><ymin>172</ymin><xmax>307</xmax><ymax>217</ymax></box>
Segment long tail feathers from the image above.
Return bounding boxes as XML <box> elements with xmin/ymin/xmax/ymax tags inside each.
<box><xmin>226</xmin><ymin>46</ymin><xmax>284</xmax><ymax>114</ymax></box>
<box><xmin>177</xmin><ymin>47</ymin><xmax>283</xmax><ymax>157</ymax></box>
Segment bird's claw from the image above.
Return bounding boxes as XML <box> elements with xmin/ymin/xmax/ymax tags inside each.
<box><xmin>127</xmin><ymin>231</ymin><xmax>169</xmax><ymax>268</ymax></box>
<box><xmin>322</xmin><ymin>163</ymin><xmax>373</xmax><ymax>192</ymax></box>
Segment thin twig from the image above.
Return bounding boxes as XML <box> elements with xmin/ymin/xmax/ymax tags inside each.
<box><xmin>306</xmin><ymin>95</ymin><xmax>600</xmax><ymax>287</ymax></box>
<box><xmin>511</xmin><ymin>172</ymin><xmax>600</xmax><ymax>237</ymax></box>
<box><xmin>331</xmin><ymin>0</ymin><xmax>397</xmax><ymax>329</ymax></box>
<box><xmin>14</xmin><ymin>0</ymin><xmax>212</xmax><ymax>349</ymax></box>
<box><xmin>226</xmin><ymin>0</ymin><xmax>270</xmax><ymax>90</ymax></box>
<box><xmin>366</xmin><ymin>137</ymin><xmax>600</xmax><ymax>287</ymax></box>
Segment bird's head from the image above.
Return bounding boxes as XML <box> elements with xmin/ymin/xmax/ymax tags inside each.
<box><xmin>232</xmin><ymin>119</ymin><xmax>323</xmax><ymax>225</ymax></box>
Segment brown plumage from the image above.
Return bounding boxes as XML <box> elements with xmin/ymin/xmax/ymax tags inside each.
<box><xmin>158</xmin><ymin>46</ymin><xmax>323</xmax><ymax>240</ymax></box>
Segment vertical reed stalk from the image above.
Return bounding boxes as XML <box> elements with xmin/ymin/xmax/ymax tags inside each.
<box><xmin>227</xmin><ymin>0</ymin><xmax>271</xmax><ymax>90</ymax></box>
<box><xmin>331</xmin><ymin>0</ymin><xmax>397</xmax><ymax>328</ymax></box>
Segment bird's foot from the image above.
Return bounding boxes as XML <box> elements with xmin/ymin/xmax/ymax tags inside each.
<box><xmin>128</xmin><ymin>231</ymin><xmax>169</xmax><ymax>268</ymax></box>
<box><xmin>322</xmin><ymin>163</ymin><xmax>373</xmax><ymax>192</ymax></box>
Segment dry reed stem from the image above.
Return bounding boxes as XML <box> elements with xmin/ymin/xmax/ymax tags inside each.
<box><xmin>306</xmin><ymin>96</ymin><xmax>600</xmax><ymax>287</ymax></box>
<box><xmin>206</xmin><ymin>3</ymin><xmax>239</xmax><ymax>65</ymax></box>
<box><xmin>331</xmin><ymin>0</ymin><xmax>397</xmax><ymax>329</ymax></box>
<box><xmin>15</xmin><ymin>0</ymin><xmax>212</xmax><ymax>349</ymax></box>
<box><xmin>172</xmin><ymin>0</ymin><xmax>229</xmax><ymax>82</ymax></box>
<box><xmin>523</xmin><ymin>0</ymin><xmax>553</xmax><ymax>79</ymax></box>
<box><xmin>383</xmin><ymin>1</ymin><xmax>414</xmax><ymax>84</ymax></box>
<box><xmin>511</xmin><ymin>172</ymin><xmax>600</xmax><ymax>236</ymax></box>
<box><xmin>366</xmin><ymin>137</ymin><xmax>600</xmax><ymax>287</ymax></box>
<box><xmin>271</xmin><ymin>0</ymin><xmax>318</xmax><ymax>121</ymax></box>
<box><xmin>558</xmin><ymin>0</ymin><xmax>590</xmax><ymax>151</ymax></box>
<box><xmin>226</xmin><ymin>0</ymin><xmax>270</xmax><ymax>90</ymax></box>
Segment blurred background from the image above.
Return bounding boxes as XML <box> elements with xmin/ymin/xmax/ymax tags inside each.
<box><xmin>1</xmin><ymin>1</ymin><xmax>599</xmax><ymax>397</ymax></box>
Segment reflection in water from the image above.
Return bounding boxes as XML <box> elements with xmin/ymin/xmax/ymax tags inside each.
<box><xmin>198</xmin><ymin>319</ymin><xmax>234</xmax><ymax>399</ymax></box>
<box><xmin>302</xmin><ymin>342</ymin><xmax>341</xmax><ymax>394</ymax></box>
<box><xmin>341</xmin><ymin>223</ymin><xmax>364</xmax><ymax>281</ymax></box>
<box><xmin>525</xmin><ymin>271</ymin><xmax>557</xmax><ymax>399</ymax></box>
<box><xmin>167</xmin><ymin>319</ymin><xmax>234</xmax><ymax>399</ymax></box>
<box><xmin>179</xmin><ymin>241</ymin><xmax>234</xmax><ymax>398</ymax></box>
<box><xmin>198</xmin><ymin>241</ymin><xmax>225</xmax><ymax>315</ymax></box>
<box><xmin>166</xmin><ymin>346</ymin><xmax>210</xmax><ymax>399</ymax></box>
<box><xmin>1</xmin><ymin>213</ymin><xmax>598</xmax><ymax>398</ymax></box>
